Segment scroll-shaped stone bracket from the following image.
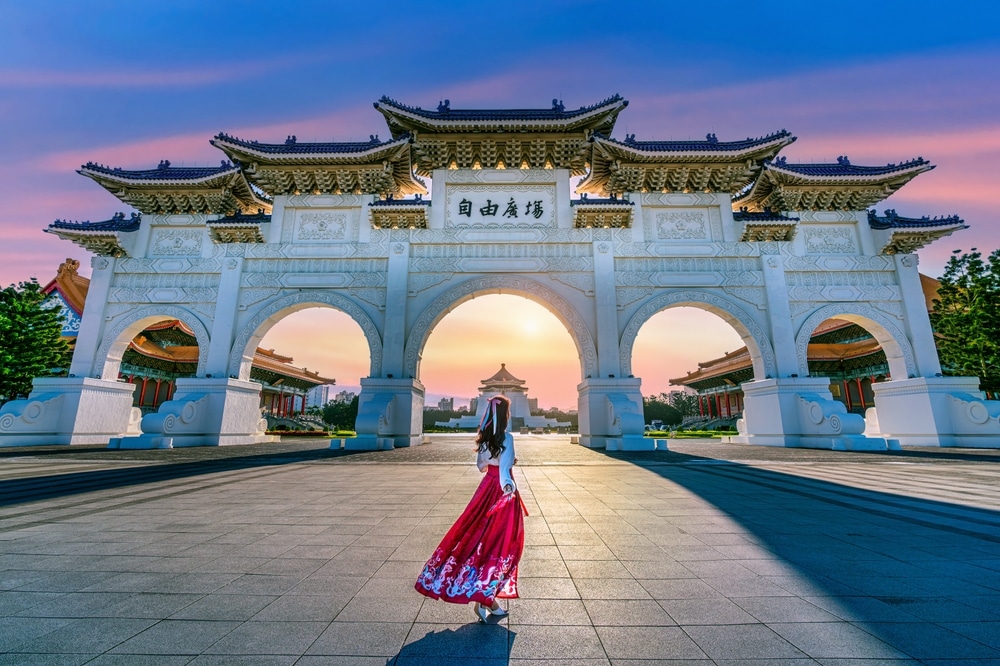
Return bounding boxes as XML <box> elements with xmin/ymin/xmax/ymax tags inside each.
<box><xmin>351</xmin><ymin>377</ymin><xmax>425</xmax><ymax>450</ymax></box>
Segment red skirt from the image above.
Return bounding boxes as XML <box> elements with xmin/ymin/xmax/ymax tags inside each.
<box><xmin>415</xmin><ymin>465</ymin><xmax>526</xmax><ymax>604</ymax></box>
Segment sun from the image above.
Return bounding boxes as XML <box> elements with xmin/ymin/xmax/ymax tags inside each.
<box><xmin>520</xmin><ymin>318</ymin><xmax>541</xmax><ymax>336</ymax></box>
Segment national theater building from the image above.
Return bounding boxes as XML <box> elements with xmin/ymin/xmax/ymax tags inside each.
<box><xmin>2</xmin><ymin>94</ymin><xmax>994</xmax><ymax>450</ymax></box>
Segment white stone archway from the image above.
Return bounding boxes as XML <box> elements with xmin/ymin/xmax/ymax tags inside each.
<box><xmin>228</xmin><ymin>290</ymin><xmax>384</xmax><ymax>381</ymax></box>
<box><xmin>95</xmin><ymin>305</ymin><xmax>211</xmax><ymax>380</ymax></box>
<box><xmin>403</xmin><ymin>275</ymin><xmax>598</xmax><ymax>382</ymax></box>
<box><xmin>793</xmin><ymin>303</ymin><xmax>917</xmax><ymax>380</ymax></box>
<box><xmin>619</xmin><ymin>290</ymin><xmax>779</xmax><ymax>381</ymax></box>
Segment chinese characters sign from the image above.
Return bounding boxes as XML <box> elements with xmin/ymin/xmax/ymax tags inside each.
<box><xmin>446</xmin><ymin>185</ymin><xmax>555</xmax><ymax>227</ymax></box>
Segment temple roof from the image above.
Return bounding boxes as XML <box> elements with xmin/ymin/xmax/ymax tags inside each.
<box><xmin>578</xmin><ymin>130</ymin><xmax>795</xmax><ymax>196</ymax></box>
<box><xmin>374</xmin><ymin>95</ymin><xmax>628</xmax><ymax>138</ymax></box>
<box><xmin>78</xmin><ymin>160</ymin><xmax>271</xmax><ymax>215</ymax></box>
<box><xmin>45</xmin><ymin>212</ymin><xmax>141</xmax><ymax>257</ymax></box>
<box><xmin>42</xmin><ymin>258</ymin><xmax>90</xmax><ymax>315</ymax></box>
<box><xmin>867</xmin><ymin>209</ymin><xmax>967</xmax><ymax>255</ymax></box>
<box><xmin>735</xmin><ymin>156</ymin><xmax>935</xmax><ymax>212</ymax></box>
<box><xmin>210</xmin><ymin>132</ymin><xmax>426</xmax><ymax>197</ymax></box>
<box><xmin>480</xmin><ymin>363</ymin><xmax>527</xmax><ymax>389</ymax></box>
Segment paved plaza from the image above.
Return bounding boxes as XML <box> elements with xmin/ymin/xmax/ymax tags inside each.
<box><xmin>2</xmin><ymin>435</ymin><xmax>1000</xmax><ymax>664</ymax></box>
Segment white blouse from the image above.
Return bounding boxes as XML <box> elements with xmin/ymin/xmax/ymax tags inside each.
<box><xmin>476</xmin><ymin>431</ymin><xmax>516</xmax><ymax>492</ymax></box>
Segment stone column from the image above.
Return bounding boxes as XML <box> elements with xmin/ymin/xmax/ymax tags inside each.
<box><xmin>893</xmin><ymin>254</ymin><xmax>941</xmax><ymax>377</ymax></box>
<box><xmin>204</xmin><ymin>256</ymin><xmax>244</xmax><ymax>378</ymax></box>
<box><xmin>70</xmin><ymin>256</ymin><xmax>117</xmax><ymax>378</ymax></box>
<box><xmin>759</xmin><ymin>253</ymin><xmax>799</xmax><ymax>377</ymax></box>
<box><xmin>353</xmin><ymin>241</ymin><xmax>425</xmax><ymax>448</ymax></box>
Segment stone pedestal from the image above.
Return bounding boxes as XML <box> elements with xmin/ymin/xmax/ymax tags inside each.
<box><xmin>112</xmin><ymin>378</ymin><xmax>275</xmax><ymax>448</ymax></box>
<box><xmin>577</xmin><ymin>378</ymin><xmax>648</xmax><ymax>450</ymax></box>
<box><xmin>352</xmin><ymin>378</ymin><xmax>425</xmax><ymax>450</ymax></box>
<box><xmin>726</xmin><ymin>377</ymin><xmax>885</xmax><ymax>450</ymax></box>
<box><xmin>0</xmin><ymin>377</ymin><xmax>138</xmax><ymax>446</ymax></box>
<box><xmin>869</xmin><ymin>376</ymin><xmax>1000</xmax><ymax>447</ymax></box>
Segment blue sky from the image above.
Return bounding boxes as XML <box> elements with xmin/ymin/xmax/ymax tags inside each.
<box><xmin>2</xmin><ymin>1</ymin><xmax>998</xmax><ymax>406</ymax></box>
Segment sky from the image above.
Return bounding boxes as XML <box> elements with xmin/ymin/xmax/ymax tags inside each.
<box><xmin>3</xmin><ymin>1</ymin><xmax>998</xmax><ymax>409</ymax></box>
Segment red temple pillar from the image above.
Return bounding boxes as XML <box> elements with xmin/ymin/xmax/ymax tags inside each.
<box><xmin>138</xmin><ymin>378</ymin><xmax>148</xmax><ymax>406</ymax></box>
<box><xmin>698</xmin><ymin>395</ymin><xmax>704</xmax><ymax>417</ymax></box>
<box><xmin>843</xmin><ymin>380</ymin><xmax>852</xmax><ymax>411</ymax></box>
<box><xmin>153</xmin><ymin>379</ymin><xmax>162</xmax><ymax>408</ymax></box>
<box><xmin>856</xmin><ymin>378</ymin><xmax>865</xmax><ymax>410</ymax></box>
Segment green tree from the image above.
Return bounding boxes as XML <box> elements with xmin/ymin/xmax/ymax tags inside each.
<box><xmin>664</xmin><ymin>390</ymin><xmax>699</xmax><ymax>417</ymax></box>
<box><xmin>931</xmin><ymin>248</ymin><xmax>1000</xmax><ymax>396</ymax></box>
<box><xmin>321</xmin><ymin>395</ymin><xmax>359</xmax><ymax>430</ymax></box>
<box><xmin>0</xmin><ymin>279</ymin><xmax>72</xmax><ymax>403</ymax></box>
<box><xmin>642</xmin><ymin>394</ymin><xmax>683</xmax><ymax>426</ymax></box>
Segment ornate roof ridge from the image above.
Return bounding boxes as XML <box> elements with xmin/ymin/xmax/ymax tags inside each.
<box><xmin>209</xmin><ymin>210</ymin><xmax>271</xmax><ymax>224</ymax></box>
<box><xmin>596</xmin><ymin>128</ymin><xmax>794</xmax><ymax>151</ymax></box>
<box><xmin>767</xmin><ymin>155</ymin><xmax>933</xmax><ymax>176</ymax></box>
<box><xmin>867</xmin><ymin>208</ymin><xmax>966</xmax><ymax>230</ymax></box>
<box><xmin>369</xmin><ymin>194</ymin><xmax>429</xmax><ymax>206</ymax></box>
<box><xmin>80</xmin><ymin>160</ymin><xmax>238</xmax><ymax>180</ymax></box>
<box><xmin>212</xmin><ymin>131</ymin><xmax>409</xmax><ymax>154</ymax></box>
<box><xmin>50</xmin><ymin>211</ymin><xmax>142</xmax><ymax>232</ymax></box>
<box><xmin>572</xmin><ymin>194</ymin><xmax>634</xmax><ymax>205</ymax></box>
<box><xmin>732</xmin><ymin>207</ymin><xmax>799</xmax><ymax>222</ymax></box>
<box><xmin>375</xmin><ymin>94</ymin><xmax>626</xmax><ymax>119</ymax></box>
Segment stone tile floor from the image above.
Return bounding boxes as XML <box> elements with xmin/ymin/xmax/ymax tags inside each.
<box><xmin>2</xmin><ymin>434</ymin><xmax>1000</xmax><ymax>664</ymax></box>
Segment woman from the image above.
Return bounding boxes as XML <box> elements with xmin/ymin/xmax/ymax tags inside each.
<box><xmin>415</xmin><ymin>394</ymin><xmax>526</xmax><ymax>623</ymax></box>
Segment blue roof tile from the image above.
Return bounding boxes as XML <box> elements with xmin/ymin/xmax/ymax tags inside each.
<box><xmin>599</xmin><ymin>129</ymin><xmax>793</xmax><ymax>152</ymax></box>
<box><xmin>209</xmin><ymin>211</ymin><xmax>272</xmax><ymax>224</ymax></box>
<box><xmin>733</xmin><ymin>208</ymin><xmax>799</xmax><ymax>222</ymax></box>
<box><xmin>867</xmin><ymin>209</ymin><xmax>965</xmax><ymax>230</ymax></box>
<box><xmin>572</xmin><ymin>195</ymin><xmax>634</xmax><ymax>206</ymax></box>
<box><xmin>369</xmin><ymin>195</ymin><xmax>429</xmax><ymax>206</ymax></box>
<box><xmin>213</xmin><ymin>132</ymin><xmax>407</xmax><ymax>154</ymax></box>
<box><xmin>770</xmin><ymin>156</ymin><xmax>931</xmax><ymax>177</ymax></box>
<box><xmin>375</xmin><ymin>95</ymin><xmax>626</xmax><ymax>121</ymax></box>
<box><xmin>50</xmin><ymin>212</ymin><xmax>141</xmax><ymax>232</ymax></box>
<box><xmin>81</xmin><ymin>160</ymin><xmax>238</xmax><ymax>180</ymax></box>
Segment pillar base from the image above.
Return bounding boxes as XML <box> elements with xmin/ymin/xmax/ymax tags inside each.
<box><xmin>868</xmin><ymin>376</ymin><xmax>1000</xmax><ymax>447</ymax></box>
<box><xmin>724</xmin><ymin>377</ymin><xmax>885</xmax><ymax>450</ymax></box>
<box><xmin>577</xmin><ymin>378</ymin><xmax>649</xmax><ymax>450</ymax></box>
<box><xmin>353</xmin><ymin>378</ymin><xmax>424</xmax><ymax>450</ymax></box>
<box><xmin>0</xmin><ymin>377</ymin><xmax>138</xmax><ymax>446</ymax></box>
<box><xmin>116</xmin><ymin>378</ymin><xmax>276</xmax><ymax>448</ymax></box>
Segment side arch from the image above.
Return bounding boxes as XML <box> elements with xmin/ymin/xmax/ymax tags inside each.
<box><xmin>404</xmin><ymin>276</ymin><xmax>598</xmax><ymax>380</ymax></box>
<box><xmin>95</xmin><ymin>305</ymin><xmax>210</xmax><ymax>380</ymax></box>
<box><xmin>228</xmin><ymin>290</ymin><xmax>383</xmax><ymax>380</ymax></box>
<box><xmin>620</xmin><ymin>290</ymin><xmax>778</xmax><ymax>379</ymax></box>
<box><xmin>794</xmin><ymin>303</ymin><xmax>916</xmax><ymax>380</ymax></box>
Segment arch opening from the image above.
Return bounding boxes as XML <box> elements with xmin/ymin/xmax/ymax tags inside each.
<box><xmin>795</xmin><ymin>306</ymin><xmax>916</xmax><ymax>416</ymax></box>
<box><xmin>631</xmin><ymin>306</ymin><xmax>753</xmax><ymax>429</ymax></box>
<box><xmin>254</xmin><ymin>307</ymin><xmax>368</xmax><ymax>431</ymax></box>
<box><xmin>418</xmin><ymin>293</ymin><xmax>582</xmax><ymax>434</ymax></box>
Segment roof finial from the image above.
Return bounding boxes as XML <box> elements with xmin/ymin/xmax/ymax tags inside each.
<box><xmin>157</xmin><ymin>159</ymin><xmax>170</xmax><ymax>170</ymax></box>
<box><xmin>285</xmin><ymin>135</ymin><xmax>297</xmax><ymax>145</ymax></box>
<box><xmin>837</xmin><ymin>155</ymin><xmax>851</xmax><ymax>165</ymax></box>
<box><xmin>552</xmin><ymin>98</ymin><xmax>565</xmax><ymax>112</ymax></box>
<box><xmin>706</xmin><ymin>132</ymin><xmax>718</xmax><ymax>144</ymax></box>
<box><xmin>437</xmin><ymin>99</ymin><xmax>450</xmax><ymax>113</ymax></box>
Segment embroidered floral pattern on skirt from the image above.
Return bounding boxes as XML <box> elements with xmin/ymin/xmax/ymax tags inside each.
<box><xmin>415</xmin><ymin>465</ymin><xmax>525</xmax><ymax>604</ymax></box>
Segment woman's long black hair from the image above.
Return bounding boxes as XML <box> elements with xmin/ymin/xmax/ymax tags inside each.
<box><xmin>476</xmin><ymin>394</ymin><xmax>510</xmax><ymax>459</ymax></box>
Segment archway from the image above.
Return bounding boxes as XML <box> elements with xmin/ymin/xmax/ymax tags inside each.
<box><xmin>419</xmin><ymin>293</ymin><xmax>580</xmax><ymax>433</ymax></box>
<box><xmin>794</xmin><ymin>304</ymin><xmax>917</xmax><ymax>415</ymax></box>
<box><xmin>228</xmin><ymin>291</ymin><xmax>383</xmax><ymax>381</ymax></box>
<box><xmin>404</xmin><ymin>276</ymin><xmax>598</xmax><ymax>382</ymax></box>
<box><xmin>630</xmin><ymin>307</ymin><xmax>747</xmax><ymax>427</ymax></box>
<box><xmin>255</xmin><ymin>307</ymin><xmax>368</xmax><ymax>430</ymax></box>
<box><xmin>95</xmin><ymin>305</ymin><xmax>210</xmax><ymax>381</ymax></box>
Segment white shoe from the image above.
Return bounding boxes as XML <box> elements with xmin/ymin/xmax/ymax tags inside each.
<box><xmin>474</xmin><ymin>603</ymin><xmax>488</xmax><ymax>623</ymax></box>
<box><xmin>489</xmin><ymin>604</ymin><xmax>508</xmax><ymax>618</ymax></box>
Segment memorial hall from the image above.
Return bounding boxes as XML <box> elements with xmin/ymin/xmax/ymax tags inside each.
<box><xmin>1</xmin><ymin>94</ymin><xmax>994</xmax><ymax>450</ymax></box>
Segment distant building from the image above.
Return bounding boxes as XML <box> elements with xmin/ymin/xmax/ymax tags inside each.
<box><xmin>437</xmin><ymin>397</ymin><xmax>454</xmax><ymax>411</ymax></box>
<box><xmin>307</xmin><ymin>384</ymin><xmax>336</xmax><ymax>408</ymax></box>
<box><xmin>334</xmin><ymin>390</ymin><xmax>357</xmax><ymax>404</ymax></box>
<box><xmin>469</xmin><ymin>398</ymin><xmax>478</xmax><ymax>414</ymax></box>
<box><xmin>436</xmin><ymin>364</ymin><xmax>570</xmax><ymax>430</ymax></box>
<box><xmin>528</xmin><ymin>398</ymin><xmax>539</xmax><ymax>413</ymax></box>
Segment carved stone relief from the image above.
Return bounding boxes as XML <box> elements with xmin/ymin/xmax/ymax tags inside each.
<box><xmin>149</xmin><ymin>228</ymin><xmax>204</xmax><ymax>257</ymax></box>
<box><xmin>294</xmin><ymin>211</ymin><xmax>348</xmax><ymax>242</ymax></box>
<box><xmin>654</xmin><ymin>210</ymin><xmax>709</xmax><ymax>240</ymax></box>
<box><xmin>802</xmin><ymin>226</ymin><xmax>858</xmax><ymax>254</ymax></box>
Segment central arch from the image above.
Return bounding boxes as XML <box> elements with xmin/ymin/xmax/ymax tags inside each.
<box><xmin>228</xmin><ymin>290</ymin><xmax>384</xmax><ymax>380</ymax></box>
<box><xmin>404</xmin><ymin>276</ymin><xmax>598</xmax><ymax>381</ymax></box>
<box><xmin>619</xmin><ymin>290</ymin><xmax>778</xmax><ymax>380</ymax></box>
